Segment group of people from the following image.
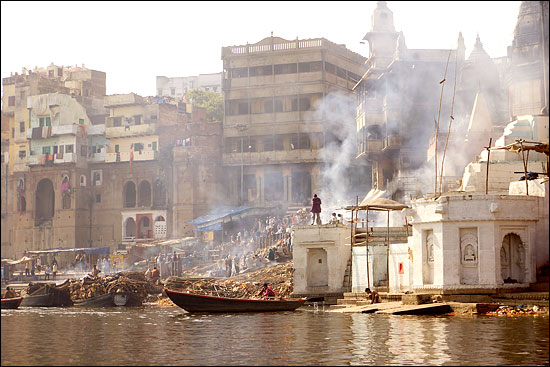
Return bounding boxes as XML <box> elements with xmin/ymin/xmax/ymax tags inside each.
<box><xmin>145</xmin><ymin>251</ymin><xmax>183</xmax><ymax>280</ymax></box>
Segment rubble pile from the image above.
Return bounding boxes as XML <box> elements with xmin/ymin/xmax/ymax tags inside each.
<box><xmin>485</xmin><ymin>304</ymin><xmax>548</xmax><ymax>316</ymax></box>
<box><xmin>68</xmin><ymin>272</ymin><xmax>163</xmax><ymax>302</ymax></box>
<box><xmin>164</xmin><ymin>262</ymin><xmax>295</xmax><ymax>299</ymax></box>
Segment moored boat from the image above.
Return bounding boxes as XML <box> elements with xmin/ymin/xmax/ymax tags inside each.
<box><xmin>21</xmin><ymin>281</ymin><xmax>73</xmax><ymax>307</ymax></box>
<box><xmin>1</xmin><ymin>297</ymin><xmax>23</xmax><ymax>309</ymax></box>
<box><xmin>165</xmin><ymin>288</ymin><xmax>307</xmax><ymax>313</ymax></box>
<box><xmin>73</xmin><ymin>291</ymin><xmax>142</xmax><ymax>307</ymax></box>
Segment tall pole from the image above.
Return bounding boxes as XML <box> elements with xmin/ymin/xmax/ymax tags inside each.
<box><xmin>485</xmin><ymin>138</ymin><xmax>492</xmax><ymax>195</ymax></box>
<box><xmin>520</xmin><ymin>140</ymin><xmax>529</xmax><ymax>196</ymax></box>
<box><xmin>366</xmin><ymin>207</ymin><xmax>370</xmax><ymax>289</ymax></box>
<box><xmin>240</xmin><ymin>136</ymin><xmax>243</xmax><ymax>205</ymax></box>
<box><xmin>386</xmin><ymin>209</ymin><xmax>390</xmax><ymax>291</ymax></box>
<box><xmin>435</xmin><ymin>50</ymin><xmax>452</xmax><ymax>195</ymax></box>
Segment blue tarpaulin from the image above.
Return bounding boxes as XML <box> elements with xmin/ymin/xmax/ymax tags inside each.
<box><xmin>187</xmin><ymin>205</ymin><xmax>276</xmax><ymax>232</ymax></box>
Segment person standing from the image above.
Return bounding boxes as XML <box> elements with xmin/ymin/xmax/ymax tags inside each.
<box><xmin>310</xmin><ymin>194</ymin><xmax>322</xmax><ymax>225</ymax></box>
<box><xmin>225</xmin><ymin>255</ymin><xmax>232</xmax><ymax>278</ymax></box>
<box><xmin>52</xmin><ymin>262</ymin><xmax>58</xmax><ymax>281</ymax></box>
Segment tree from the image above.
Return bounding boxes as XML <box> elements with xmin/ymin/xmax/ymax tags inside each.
<box><xmin>184</xmin><ymin>89</ymin><xmax>224</xmax><ymax>122</ymax></box>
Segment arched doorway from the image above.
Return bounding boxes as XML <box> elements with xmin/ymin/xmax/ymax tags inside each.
<box><xmin>123</xmin><ymin>181</ymin><xmax>136</xmax><ymax>208</ymax></box>
<box><xmin>501</xmin><ymin>233</ymin><xmax>525</xmax><ymax>283</ymax></box>
<box><xmin>35</xmin><ymin>178</ymin><xmax>55</xmax><ymax>226</ymax></box>
<box><xmin>138</xmin><ymin>180</ymin><xmax>151</xmax><ymax>207</ymax></box>
<box><xmin>137</xmin><ymin>215</ymin><xmax>152</xmax><ymax>239</ymax></box>
<box><xmin>125</xmin><ymin>218</ymin><xmax>136</xmax><ymax>239</ymax></box>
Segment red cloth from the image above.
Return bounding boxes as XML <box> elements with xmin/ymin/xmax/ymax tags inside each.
<box><xmin>311</xmin><ymin>197</ymin><xmax>321</xmax><ymax>213</ymax></box>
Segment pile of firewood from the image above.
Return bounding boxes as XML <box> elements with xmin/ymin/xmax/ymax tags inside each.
<box><xmin>164</xmin><ymin>262</ymin><xmax>295</xmax><ymax>299</ymax></box>
<box><xmin>68</xmin><ymin>272</ymin><xmax>164</xmax><ymax>302</ymax></box>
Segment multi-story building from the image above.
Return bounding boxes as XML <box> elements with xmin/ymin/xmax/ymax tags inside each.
<box><xmin>2</xmin><ymin>93</ymin><xmax>105</xmax><ymax>258</ymax></box>
<box><xmin>221</xmin><ymin>35</ymin><xmax>367</xmax><ymax>208</ymax></box>
<box><xmin>92</xmin><ymin>93</ymin><xmax>219</xmax><ymax>246</ymax></box>
<box><xmin>1</xmin><ymin>64</ymin><xmax>107</xmax><ymax>258</ymax></box>
<box><xmin>156</xmin><ymin>73</ymin><xmax>223</xmax><ymax>98</ymax></box>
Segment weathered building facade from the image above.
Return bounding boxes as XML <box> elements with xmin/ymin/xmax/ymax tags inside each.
<box><xmin>221</xmin><ymin>35</ymin><xmax>367</xmax><ymax>208</ymax></box>
<box><xmin>354</xmin><ymin>2</ymin><xmax>512</xmax><ymax>201</ymax></box>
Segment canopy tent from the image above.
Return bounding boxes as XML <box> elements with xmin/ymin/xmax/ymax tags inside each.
<box><xmin>26</xmin><ymin>246</ymin><xmax>111</xmax><ymax>256</ymax></box>
<box><xmin>1</xmin><ymin>256</ymin><xmax>37</xmax><ymax>265</ymax></box>
<box><xmin>344</xmin><ymin>197</ymin><xmax>410</xmax><ymax>211</ymax></box>
<box><xmin>489</xmin><ymin>140</ymin><xmax>549</xmax><ymax>156</ymax></box>
<box><xmin>187</xmin><ymin>205</ymin><xmax>276</xmax><ymax>232</ymax></box>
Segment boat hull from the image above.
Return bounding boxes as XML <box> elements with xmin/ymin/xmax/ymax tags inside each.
<box><xmin>1</xmin><ymin>297</ymin><xmax>23</xmax><ymax>309</ymax></box>
<box><xmin>73</xmin><ymin>292</ymin><xmax>142</xmax><ymax>307</ymax></box>
<box><xmin>165</xmin><ymin>288</ymin><xmax>307</xmax><ymax>313</ymax></box>
<box><xmin>21</xmin><ymin>292</ymin><xmax>73</xmax><ymax>307</ymax></box>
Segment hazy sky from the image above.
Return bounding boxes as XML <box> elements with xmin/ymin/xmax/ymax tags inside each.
<box><xmin>1</xmin><ymin>1</ymin><xmax>522</xmax><ymax>97</ymax></box>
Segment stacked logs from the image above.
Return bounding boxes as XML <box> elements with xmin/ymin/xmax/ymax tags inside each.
<box><xmin>164</xmin><ymin>262</ymin><xmax>295</xmax><ymax>299</ymax></box>
<box><xmin>68</xmin><ymin>272</ymin><xmax>164</xmax><ymax>302</ymax></box>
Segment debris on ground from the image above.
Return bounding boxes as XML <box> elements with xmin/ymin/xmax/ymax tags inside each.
<box><xmin>164</xmin><ymin>261</ymin><xmax>295</xmax><ymax>299</ymax></box>
<box><xmin>484</xmin><ymin>304</ymin><xmax>548</xmax><ymax>316</ymax></box>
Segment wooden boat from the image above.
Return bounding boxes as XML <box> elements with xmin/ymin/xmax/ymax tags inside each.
<box><xmin>1</xmin><ymin>297</ymin><xmax>23</xmax><ymax>309</ymax></box>
<box><xmin>73</xmin><ymin>292</ymin><xmax>142</xmax><ymax>307</ymax></box>
<box><xmin>165</xmin><ymin>288</ymin><xmax>307</xmax><ymax>313</ymax></box>
<box><xmin>21</xmin><ymin>281</ymin><xmax>73</xmax><ymax>307</ymax></box>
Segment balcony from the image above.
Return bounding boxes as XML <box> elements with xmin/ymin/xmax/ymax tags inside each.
<box><xmin>383</xmin><ymin>136</ymin><xmax>402</xmax><ymax>151</ymax></box>
<box><xmin>222</xmin><ymin>149</ymin><xmax>321</xmax><ymax>166</ymax></box>
<box><xmin>27</xmin><ymin>124</ymin><xmax>79</xmax><ymax>140</ymax></box>
<box><xmin>27</xmin><ymin>152</ymin><xmax>76</xmax><ymax>166</ymax></box>
<box><xmin>105</xmin><ymin>123</ymin><xmax>157</xmax><ymax>138</ymax></box>
<box><xmin>105</xmin><ymin>150</ymin><xmax>158</xmax><ymax>163</ymax></box>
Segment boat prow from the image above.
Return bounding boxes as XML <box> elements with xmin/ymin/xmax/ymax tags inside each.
<box><xmin>1</xmin><ymin>297</ymin><xmax>23</xmax><ymax>309</ymax></box>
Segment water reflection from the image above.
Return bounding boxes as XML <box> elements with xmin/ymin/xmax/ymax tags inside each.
<box><xmin>1</xmin><ymin>307</ymin><xmax>548</xmax><ymax>366</ymax></box>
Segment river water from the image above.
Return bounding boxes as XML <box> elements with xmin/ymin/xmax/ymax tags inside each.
<box><xmin>1</xmin><ymin>305</ymin><xmax>548</xmax><ymax>366</ymax></box>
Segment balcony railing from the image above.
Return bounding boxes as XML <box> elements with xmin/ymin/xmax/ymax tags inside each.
<box><xmin>105</xmin><ymin>150</ymin><xmax>158</xmax><ymax>163</ymax></box>
<box><xmin>27</xmin><ymin>152</ymin><xmax>76</xmax><ymax>166</ymax></box>
<box><xmin>105</xmin><ymin>123</ymin><xmax>157</xmax><ymax>138</ymax></box>
<box><xmin>222</xmin><ymin>149</ymin><xmax>321</xmax><ymax>166</ymax></box>
<box><xmin>383</xmin><ymin>136</ymin><xmax>402</xmax><ymax>151</ymax></box>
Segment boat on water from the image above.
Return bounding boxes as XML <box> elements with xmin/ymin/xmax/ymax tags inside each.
<box><xmin>21</xmin><ymin>281</ymin><xmax>73</xmax><ymax>307</ymax></box>
<box><xmin>165</xmin><ymin>288</ymin><xmax>307</xmax><ymax>313</ymax></box>
<box><xmin>73</xmin><ymin>291</ymin><xmax>142</xmax><ymax>307</ymax></box>
<box><xmin>1</xmin><ymin>297</ymin><xmax>23</xmax><ymax>309</ymax></box>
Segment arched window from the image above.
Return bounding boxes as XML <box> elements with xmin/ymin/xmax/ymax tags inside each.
<box><xmin>125</xmin><ymin>217</ymin><xmax>136</xmax><ymax>238</ymax></box>
<box><xmin>138</xmin><ymin>180</ymin><xmax>151</xmax><ymax>207</ymax></box>
<box><xmin>123</xmin><ymin>181</ymin><xmax>136</xmax><ymax>208</ymax></box>
<box><xmin>80</xmin><ymin>174</ymin><xmax>86</xmax><ymax>186</ymax></box>
<box><xmin>35</xmin><ymin>178</ymin><xmax>55</xmax><ymax>226</ymax></box>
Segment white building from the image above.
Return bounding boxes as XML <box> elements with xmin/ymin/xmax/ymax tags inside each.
<box><xmin>407</xmin><ymin>115</ymin><xmax>549</xmax><ymax>294</ymax></box>
<box><xmin>292</xmin><ymin>224</ymin><xmax>351</xmax><ymax>297</ymax></box>
<box><xmin>156</xmin><ymin>73</ymin><xmax>222</xmax><ymax>98</ymax></box>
